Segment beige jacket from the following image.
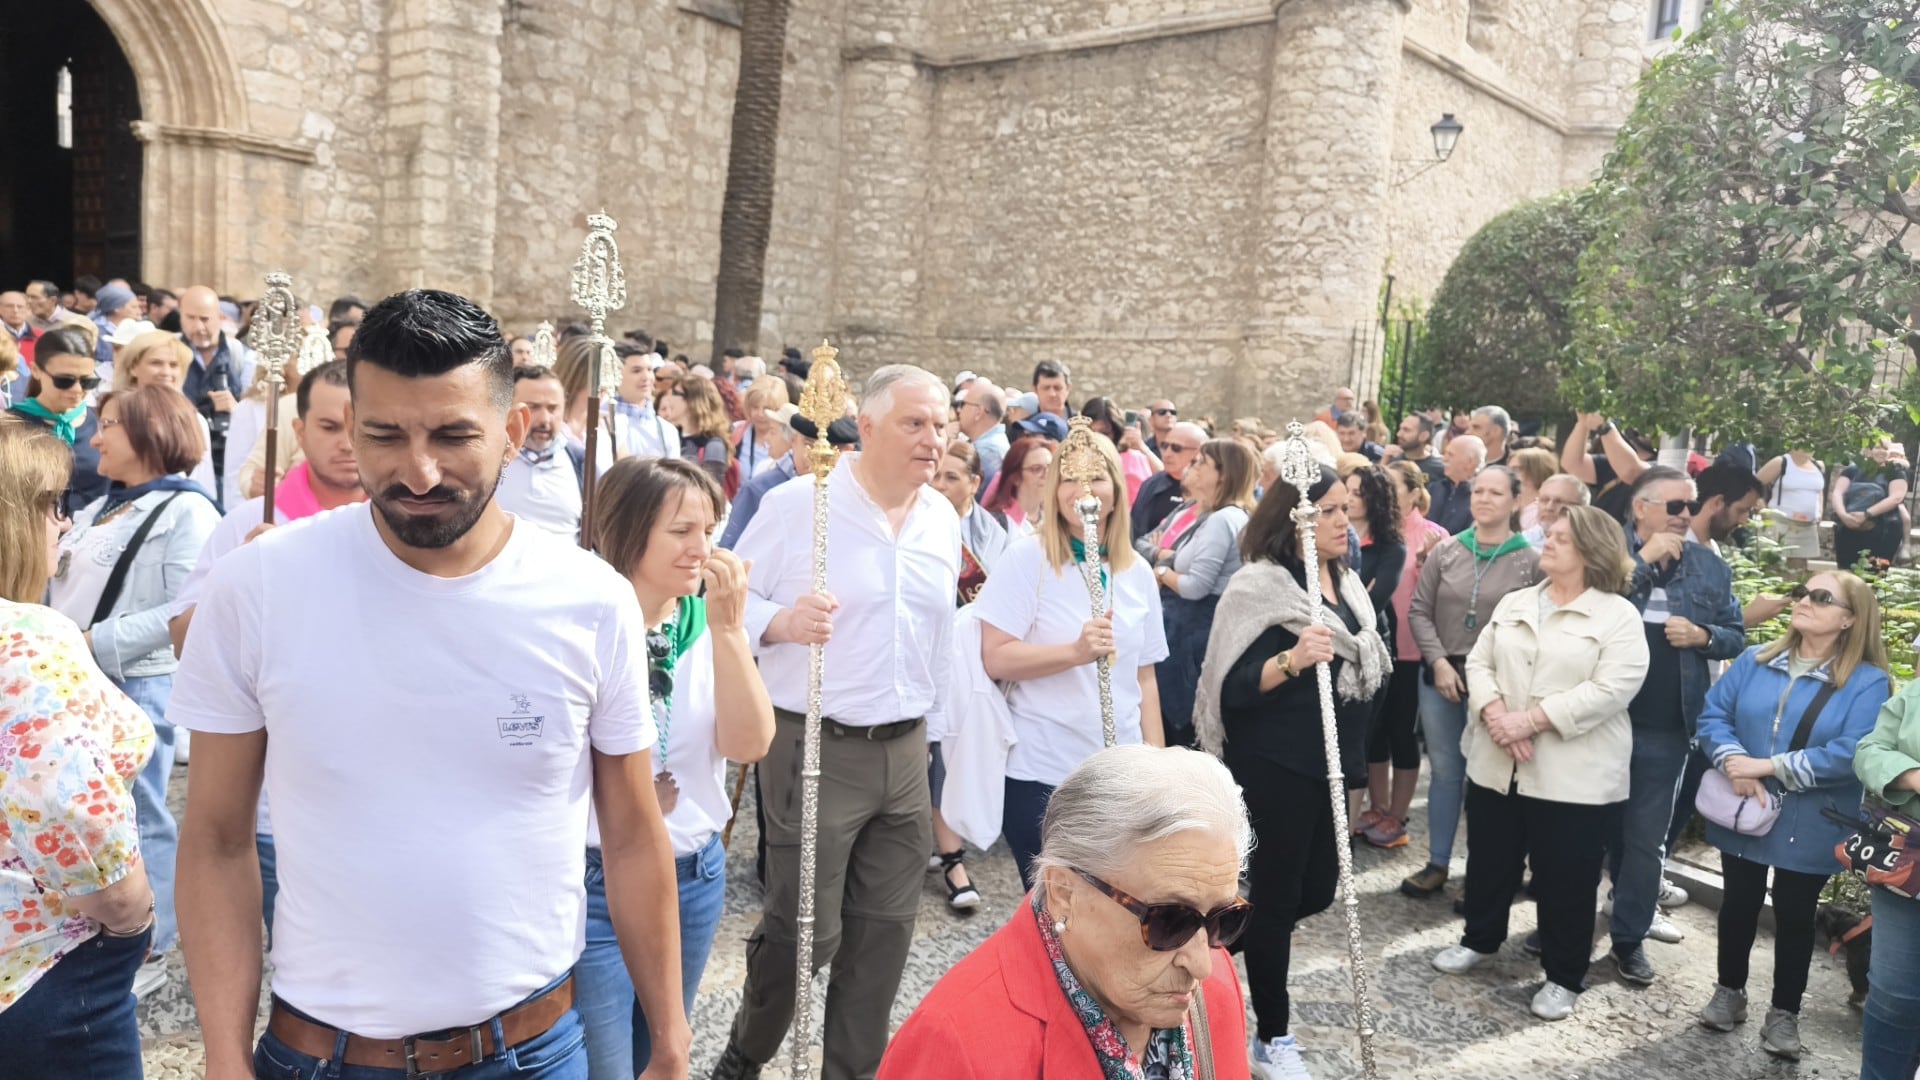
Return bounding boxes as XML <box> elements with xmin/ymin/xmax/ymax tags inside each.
<box><xmin>1464</xmin><ymin>583</ymin><xmax>1650</xmax><ymax>805</ymax></box>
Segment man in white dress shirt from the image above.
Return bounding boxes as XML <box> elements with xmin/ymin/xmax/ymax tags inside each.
<box><xmin>713</xmin><ymin>365</ymin><xmax>961</xmax><ymax>1080</ymax></box>
<box><xmin>497</xmin><ymin>364</ymin><xmax>586</xmax><ymax>537</ymax></box>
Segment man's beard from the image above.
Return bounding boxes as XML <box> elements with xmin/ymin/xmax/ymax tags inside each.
<box><xmin>370</xmin><ymin>476</ymin><xmax>496</xmax><ymax>549</ymax></box>
<box><xmin>526</xmin><ymin>425</ymin><xmax>554</xmax><ymax>451</ymax></box>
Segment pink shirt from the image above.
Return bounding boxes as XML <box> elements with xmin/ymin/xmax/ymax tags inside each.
<box><xmin>1118</xmin><ymin>450</ymin><xmax>1153</xmax><ymax>504</ymax></box>
<box><xmin>1394</xmin><ymin>512</ymin><xmax>1451</xmax><ymax>660</ymax></box>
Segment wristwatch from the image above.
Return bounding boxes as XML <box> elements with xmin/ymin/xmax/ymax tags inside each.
<box><xmin>1277</xmin><ymin>650</ymin><xmax>1298</xmax><ymax>678</ymax></box>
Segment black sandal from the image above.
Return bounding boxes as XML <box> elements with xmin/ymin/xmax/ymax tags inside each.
<box><xmin>938</xmin><ymin>848</ymin><xmax>981</xmax><ymax>911</ymax></box>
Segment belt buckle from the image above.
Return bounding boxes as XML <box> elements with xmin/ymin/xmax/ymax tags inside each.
<box><xmin>865</xmin><ymin>723</ymin><xmax>881</xmax><ymax>740</ymax></box>
<box><xmin>404</xmin><ymin>1036</ymin><xmax>424</xmax><ymax>1079</ymax></box>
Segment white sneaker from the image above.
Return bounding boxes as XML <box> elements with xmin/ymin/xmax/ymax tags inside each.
<box><xmin>1647</xmin><ymin>912</ymin><xmax>1686</xmax><ymax>944</ymax></box>
<box><xmin>1531</xmin><ymin>982</ymin><xmax>1580</xmax><ymax>1021</ymax></box>
<box><xmin>1432</xmin><ymin>944</ymin><xmax>1496</xmax><ymax>974</ymax></box>
<box><xmin>1251</xmin><ymin>1034</ymin><xmax>1312</xmax><ymax>1080</ymax></box>
<box><xmin>1658</xmin><ymin>877</ymin><xmax>1691</xmax><ymax>909</ymax></box>
<box><xmin>131</xmin><ymin>957</ymin><xmax>168</xmax><ymax>1000</ymax></box>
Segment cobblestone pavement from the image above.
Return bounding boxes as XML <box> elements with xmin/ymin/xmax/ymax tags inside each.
<box><xmin>142</xmin><ymin>763</ymin><xmax>1866</xmax><ymax>1078</ymax></box>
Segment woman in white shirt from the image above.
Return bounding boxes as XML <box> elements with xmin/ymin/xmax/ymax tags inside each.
<box><xmin>1757</xmin><ymin>451</ymin><xmax>1826</xmax><ymax>567</ymax></box>
<box><xmin>975</xmin><ymin>430</ymin><xmax>1169</xmax><ymax>888</ymax></box>
<box><xmin>574</xmin><ymin>457</ymin><xmax>774</xmax><ymax>1080</ymax></box>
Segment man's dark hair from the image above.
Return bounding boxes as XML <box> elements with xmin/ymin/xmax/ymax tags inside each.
<box><xmin>1334</xmin><ymin>411</ymin><xmax>1365</xmax><ymax>431</ymax></box>
<box><xmin>296</xmin><ymin>359</ymin><xmax>349</xmax><ymax>419</ymax></box>
<box><xmin>1628</xmin><ymin>464</ymin><xmax>1690</xmax><ymax>500</ymax></box>
<box><xmin>512</xmin><ymin>363</ymin><xmax>561</xmax><ymax>385</ymax></box>
<box><xmin>624</xmin><ymin>329</ymin><xmax>653</xmax><ymax>347</ymax></box>
<box><xmin>150</xmin><ymin>287</ymin><xmax>176</xmax><ymax>305</ymax></box>
<box><xmin>347</xmin><ymin>289</ymin><xmax>513</xmax><ymax>410</ymax></box>
<box><xmin>1032</xmin><ymin>359</ymin><xmax>1070</xmax><ymax>386</ymax></box>
<box><xmin>558</xmin><ymin>322</ymin><xmax>591</xmax><ymax>340</ymax></box>
<box><xmin>73</xmin><ymin>275</ymin><xmax>102</xmax><ymax>298</ymax></box>
<box><xmin>653</xmin><ymin>340</ymin><xmax>671</xmax><ymax>358</ymax></box>
<box><xmin>1405</xmin><ymin>413</ymin><xmax>1436</xmax><ymax>439</ymax></box>
<box><xmin>782</xmin><ymin>345</ymin><xmax>802</xmax><ymax>362</ymax></box>
<box><xmin>27</xmin><ymin>279</ymin><xmax>58</xmax><ymax>300</ymax></box>
<box><xmin>1695</xmin><ymin>462</ymin><xmax>1764</xmax><ymax>507</ymax></box>
<box><xmin>613</xmin><ymin>341</ymin><xmax>647</xmax><ymax>359</ymax></box>
<box><xmin>779</xmin><ymin>371</ymin><xmax>805</xmax><ymax>404</ymax></box>
<box><xmin>722</xmin><ymin>347</ymin><xmax>745</xmax><ymax>361</ymax></box>
<box><xmin>328</xmin><ymin>295</ymin><xmax>368</xmax><ymax>325</ymax></box>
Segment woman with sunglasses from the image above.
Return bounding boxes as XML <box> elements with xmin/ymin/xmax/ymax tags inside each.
<box><xmin>879</xmin><ymin>744</ymin><xmax>1255</xmax><ymax>1080</ymax></box>
<box><xmin>0</xmin><ymin>422</ymin><xmax>158</xmax><ymax>1076</ymax></box>
<box><xmin>1691</xmin><ymin>572</ymin><xmax>1889</xmax><ymax>1060</ymax></box>
<box><xmin>1431</xmin><ymin>507</ymin><xmax>1648</xmax><ymax>1021</ymax></box>
<box><xmin>6</xmin><ymin>327</ymin><xmax>108</xmax><ymax>516</ymax></box>
<box><xmin>1192</xmin><ymin>464</ymin><xmax>1391</xmax><ymax>1077</ymax></box>
<box><xmin>574</xmin><ymin>456</ymin><xmax>773</xmax><ymax>1080</ymax></box>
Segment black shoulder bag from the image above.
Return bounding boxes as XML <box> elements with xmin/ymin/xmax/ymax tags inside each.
<box><xmin>87</xmin><ymin>493</ymin><xmax>184</xmax><ymax>630</ymax></box>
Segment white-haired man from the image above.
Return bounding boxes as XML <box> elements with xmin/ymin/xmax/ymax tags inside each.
<box><xmin>1468</xmin><ymin>404</ymin><xmax>1512</xmax><ymax>467</ymax></box>
<box><xmin>715</xmin><ymin>364</ymin><xmax>962</xmax><ymax>1079</ymax></box>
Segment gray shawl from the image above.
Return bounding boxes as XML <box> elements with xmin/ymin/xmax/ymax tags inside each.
<box><xmin>1192</xmin><ymin>560</ymin><xmax>1392</xmax><ymax>757</ymax></box>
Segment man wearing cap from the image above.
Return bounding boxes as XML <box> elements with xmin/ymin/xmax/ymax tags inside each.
<box><xmin>720</xmin><ymin>413</ymin><xmax>859</xmax><ymax>550</ymax></box>
<box><xmin>1015</xmin><ymin>410</ymin><xmax>1069</xmax><ymax>445</ymax></box>
<box><xmin>95</xmin><ymin>283</ymin><xmax>145</xmax><ymax>367</ymax></box>
<box><xmin>1006</xmin><ymin>391</ymin><xmax>1039</xmax><ymax>426</ymax></box>
<box><xmin>955</xmin><ymin>379</ymin><xmax>1008</xmax><ymax>492</ymax></box>
<box><xmin>951</xmin><ymin>370</ymin><xmax>977</xmax><ymax>398</ymax></box>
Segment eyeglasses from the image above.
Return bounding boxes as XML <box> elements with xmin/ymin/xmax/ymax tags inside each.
<box><xmin>1638</xmin><ymin>497</ymin><xmax>1699</xmax><ymax>516</ymax></box>
<box><xmin>1161</xmin><ymin>443</ymin><xmax>1193</xmax><ymax>455</ymax></box>
<box><xmin>1073</xmin><ymin>870</ymin><xmax>1253</xmax><ymax>952</ymax></box>
<box><xmin>35</xmin><ymin>490</ymin><xmax>69</xmax><ymax>524</ymax></box>
<box><xmin>1022</xmin><ymin>462</ymin><xmax>1051</xmax><ymax>477</ymax></box>
<box><xmin>1789</xmin><ymin>584</ymin><xmax>1852</xmax><ymax>612</ymax></box>
<box><xmin>1153</xmin><ymin>408</ymin><xmax>1178</xmax><ymax>417</ymax></box>
<box><xmin>46</xmin><ymin>373</ymin><xmax>101</xmax><ymax>391</ymax></box>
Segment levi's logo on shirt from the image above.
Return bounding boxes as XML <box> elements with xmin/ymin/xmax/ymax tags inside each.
<box><xmin>497</xmin><ymin>693</ymin><xmax>546</xmax><ymax>745</ymax></box>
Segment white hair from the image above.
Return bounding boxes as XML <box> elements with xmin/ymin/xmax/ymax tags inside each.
<box><xmin>1472</xmin><ymin>404</ymin><xmax>1511</xmax><ymax>438</ymax></box>
<box><xmin>1262</xmin><ymin>440</ymin><xmax>1289</xmax><ymax>475</ymax></box>
<box><xmin>859</xmin><ymin>363</ymin><xmax>947</xmax><ymax>418</ymax></box>
<box><xmin>1543</xmin><ymin>473</ymin><xmax>1590</xmax><ymax>505</ymax></box>
<box><xmin>1450</xmin><ymin>433</ymin><xmax>1487</xmax><ymax>466</ymax></box>
<box><xmin>1030</xmin><ymin>745</ymin><xmax>1254</xmax><ymax>881</ymax></box>
<box><xmin>736</xmin><ymin>355</ymin><xmax>767</xmax><ymax>380</ymax></box>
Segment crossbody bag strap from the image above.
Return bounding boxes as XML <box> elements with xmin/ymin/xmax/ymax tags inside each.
<box><xmin>1786</xmin><ymin>680</ymin><xmax>1842</xmax><ymax>753</ymax></box>
<box><xmin>88</xmin><ymin>492</ymin><xmax>184</xmax><ymax>629</ymax></box>
<box><xmin>1188</xmin><ymin>986</ymin><xmax>1215</xmax><ymax>1080</ymax></box>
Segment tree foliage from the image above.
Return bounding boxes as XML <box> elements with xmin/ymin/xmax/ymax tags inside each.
<box><xmin>1417</xmin><ymin>191</ymin><xmax>1596</xmax><ymax>423</ymax></box>
<box><xmin>1567</xmin><ymin>0</ymin><xmax>1920</xmax><ymax>457</ymax></box>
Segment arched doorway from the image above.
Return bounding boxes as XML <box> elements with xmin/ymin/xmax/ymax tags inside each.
<box><xmin>0</xmin><ymin>0</ymin><xmax>144</xmax><ymax>289</ymax></box>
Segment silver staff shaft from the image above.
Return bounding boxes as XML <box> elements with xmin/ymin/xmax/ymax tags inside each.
<box><xmin>789</xmin><ymin>465</ymin><xmax>830</xmax><ymax>1079</ymax></box>
<box><xmin>1075</xmin><ymin>497</ymin><xmax>1116</xmax><ymax>748</ymax></box>
<box><xmin>1286</xmin><ymin>442</ymin><xmax>1379</xmax><ymax>1079</ymax></box>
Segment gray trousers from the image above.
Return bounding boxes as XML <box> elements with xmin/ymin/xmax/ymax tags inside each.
<box><xmin>728</xmin><ymin>710</ymin><xmax>932</xmax><ymax>1079</ymax></box>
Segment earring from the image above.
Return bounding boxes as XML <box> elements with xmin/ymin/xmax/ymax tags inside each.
<box><xmin>1052</xmin><ymin>919</ymin><xmax>1067</xmax><ymax>935</ymax></box>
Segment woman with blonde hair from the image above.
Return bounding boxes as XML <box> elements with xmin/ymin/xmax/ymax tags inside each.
<box><xmin>1432</xmin><ymin>506</ymin><xmax>1648</xmax><ymax>1022</ymax></box>
<box><xmin>975</xmin><ymin>433</ymin><xmax>1168</xmax><ymax>887</ymax></box>
<box><xmin>732</xmin><ymin>374</ymin><xmax>791</xmax><ymax>479</ymax></box>
<box><xmin>1511</xmin><ymin>446</ymin><xmax>1559</xmax><ymax>531</ymax></box>
<box><xmin>0</xmin><ymin>423</ymin><xmax>158</xmax><ymax>1072</ymax></box>
<box><xmin>660</xmin><ymin>375</ymin><xmax>736</xmax><ymax>495</ymax></box>
<box><xmin>117</xmin><ymin>331</ymin><xmax>219</xmax><ymax>498</ymax></box>
<box><xmin>1693</xmin><ymin>571</ymin><xmax>1889</xmax><ymax>1058</ymax></box>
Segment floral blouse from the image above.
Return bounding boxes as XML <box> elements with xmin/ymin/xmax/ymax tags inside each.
<box><xmin>0</xmin><ymin>599</ymin><xmax>153</xmax><ymax>1010</ymax></box>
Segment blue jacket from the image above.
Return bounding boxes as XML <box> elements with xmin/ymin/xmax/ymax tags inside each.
<box><xmin>1695</xmin><ymin>647</ymin><xmax>1890</xmax><ymax>875</ymax></box>
<box><xmin>720</xmin><ymin>453</ymin><xmax>798</xmax><ymax>549</ymax></box>
<box><xmin>1624</xmin><ymin>529</ymin><xmax>1744</xmax><ymax>727</ymax></box>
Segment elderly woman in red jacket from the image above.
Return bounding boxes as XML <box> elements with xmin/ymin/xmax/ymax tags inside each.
<box><xmin>879</xmin><ymin>744</ymin><xmax>1253</xmax><ymax>1079</ymax></box>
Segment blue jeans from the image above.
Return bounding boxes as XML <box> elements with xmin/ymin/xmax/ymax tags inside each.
<box><xmin>0</xmin><ymin>925</ymin><xmax>149</xmax><ymax>1078</ymax></box>
<box><xmin>1607</xmin><ymin>721</ymin><xmax>1690</xmax><ymax>949</ymax></box>
<box><xmin>251</xmin><ymin>977</ymin><xmax>586</xmax><ymax>1079</ymax></box>
<box><xmin>1862</xmin><ymin>886</ymin><xmax>1920</xmax><ymax>1080</ymax></box>
<box><xmin>572</xmin><ymin>835</ymin><xmax>727</xmax><ymax>1080</ymax></box>
<box><xmin>1417</xmin><ymin>679</ymin><xmax>1468</xmax><ymax>867</ymax></box>
<box><xmin>258</xmin><ymin>832</ymin><xmax>279</xmax><ymax>947</ymax></box>
<box><xmin>1003</xmin><ymin>778</ymin><xmax>1057</xmax><ymax>890</ymax></box>
<box><xmin>119</xmin><ymin>672</ymin><xmax>178</xmax><ymax>955</ymax></box>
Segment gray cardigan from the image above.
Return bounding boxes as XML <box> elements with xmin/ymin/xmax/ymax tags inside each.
<box><xmin>1168</xmin><ymin>506</ymin><xmax>1248</xmax><ymax>599</ymax></box>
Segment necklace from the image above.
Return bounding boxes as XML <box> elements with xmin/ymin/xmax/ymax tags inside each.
<box><xmin>1464</xmin><ymin>536</ymin><xmax>1509</xmax><ymax>630</ymax></box>
<box><xmin>645</xmin><ymin>595</ymin><xmax>707</xmax><ymax>814</ymax></box>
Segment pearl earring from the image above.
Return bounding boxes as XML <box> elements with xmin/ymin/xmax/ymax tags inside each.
<box><xmin>1053</xmin><ymin>919</ymin><xmax>1067</xmax><ymax>935</ymax></box>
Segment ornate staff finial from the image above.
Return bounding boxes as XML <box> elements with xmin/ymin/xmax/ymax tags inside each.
<box><xmin>1058</xmin><ymin>415</ymin><xmax>1104</xmax><ymax>489</ymax></box>
<box><xmin>1280</xmin><ymin>420</ymin><xmax>1320</xmax><ymax>492</ymax></box>
<box><xmin>253</xmin><ymin>271</ymin><xmax>299</xmax><ymax>395</ymax></box>
<box><xmin>570</xmin><ymin>210</ymin><xmax>628</xmax><ymax>396</ymax></box>
<box><xmin>295</xmin><ymin>323</ymin><xmax>331</xmax><ymax>380</ymax></box>
<box><xmin>531</xmin><ymin>321</ymin><xmax>558</xmax><ymax>369</ymax></box>
<box><xmin>797</xmin><ymin>340</ymin><xmax>848</xmax><ymax>480</ymax></box>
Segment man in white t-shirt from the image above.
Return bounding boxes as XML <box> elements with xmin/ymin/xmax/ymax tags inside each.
<box><xmin>497</xmin><ymin>364</ymin><xmax>586</xmax><ymax>538</ymax></box>
<box><xmin>172</xmin><ymin>289</ymin><xmax>691</xmax><ymax>1080</ymax></box>
<box><xmin>714</xmin><ymin>364</ymin><xmax>961</xmax><ymax>1080</ymax></box>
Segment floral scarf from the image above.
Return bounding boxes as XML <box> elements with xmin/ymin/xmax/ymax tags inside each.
<box><xmin>1032</xmin><ymin>892</ymin><xmax>1194</xmax><ymax>1080</ymax></box>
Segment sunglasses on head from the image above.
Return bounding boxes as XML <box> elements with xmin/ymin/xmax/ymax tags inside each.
<box><xmin>1789</xmin><ymin>584</ymin><xmax>1852</xmax><ymax>611</ymax></box>
<box><xmin>46</xmin><ymin>373</ymin><xmax>101</xmax><ymax>391</ymax></box>
<box><xmin>1074</xmin><ymin>870</ymin><xmax>1253</xmax><ymax>952</ymax></box>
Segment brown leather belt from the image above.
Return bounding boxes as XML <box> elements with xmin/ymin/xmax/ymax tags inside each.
<box><xmin>266</xmin><ymin>976</ymin><xmax>573</xmax><ymax>1077</ymax></box>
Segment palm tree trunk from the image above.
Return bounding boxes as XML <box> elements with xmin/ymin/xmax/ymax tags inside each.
<box><xmin>711</xmin><ymin>0</ymin><xmax>793</xmax><ymax>364</ymax></box>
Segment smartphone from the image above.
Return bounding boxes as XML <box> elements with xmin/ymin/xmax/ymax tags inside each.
<box><xmin>1124</xmin><ymin>410</ymin><xmax>1140</xmax><ymax>428</ymax></box>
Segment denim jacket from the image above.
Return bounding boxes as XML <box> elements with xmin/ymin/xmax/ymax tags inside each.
<box><xmin>67</xmin><ymin>489</ymin><xmax>221</xmax><ymax>680</ymax></box>
<box><xmin>1696</xmin><ymin>647</ymin><xmax>1890</xmax><ymax>875</ymax></box>
<box><xmin>1624</xmin><ymin>528</ymin><xmax>1744</xmax><ymax>727</ymax></box>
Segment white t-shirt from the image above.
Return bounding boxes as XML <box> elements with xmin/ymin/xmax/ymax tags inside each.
<box><xmin>587</xmin><ymin>624</ymin><xmax>728</xmax><ymax>857</ymax></box>
<box><xmin>169</xmin><ymin>504</ymin><xmax>654</xmax><ymax>1037</ymax></box>
<box><xmin>972</xmin><ymin>535</ymin><xmax>1169</xmax><ymax>786</ymax></box>
<box><xmin>496</xmin><ymin>449</ymin><xmax>583</xmax><ymax>538</ymax></box>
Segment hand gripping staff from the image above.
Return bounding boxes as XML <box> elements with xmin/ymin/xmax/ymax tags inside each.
<box><xmin>1057</xmin><ymin>416</ymin><xmax>1116</xmax><ymax>748</ymax></box>
<box><xmin>788</xmin><ymin>341</ymin><xmax>848</xmax><ymax>1079</ymax></box>
<box><xmin>570</xmin><ymin>213</ymin><xmax>627</xmax><ymax>547</ymax></box>
<box><xmin>1279</xmin><ymin>421</ymin><xmax>1379</xmax><ymax>1079</ymax></box>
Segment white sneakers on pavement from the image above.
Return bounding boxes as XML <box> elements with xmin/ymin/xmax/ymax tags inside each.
<box><xmin>1531</xmin><ymin>982</ymin><xmax>1580</xmax><ymax>1021</ymax></box>
<box><xmin>1252</xmin><ymin>1034</ymin><xmax>1312</xmax><ymax>1080</ymax></box>
<box><xmin>1432</xmin><ymin>944</ymin><xmax>1496</xmax><ymax>975</ymax></box>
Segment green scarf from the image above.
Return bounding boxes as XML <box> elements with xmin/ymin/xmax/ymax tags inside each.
<box><xmin>1069</xmin><ymin>536</ymin><xmax>1110</xmax><ymax>594</ymax></box>
<box><xmin>648</xmin><ymin>595</ymin><xmax>707</xmax><ymax>768</ymax></box>
<box><xmin>1457</xmin><ymin>526</ymin><xmax>1532</xmax><ymax>563</ymax></box>
<box><xmin>13</xmin><ymin>398</ymin><xmax>87</xmax><ymax>444</ymax></box>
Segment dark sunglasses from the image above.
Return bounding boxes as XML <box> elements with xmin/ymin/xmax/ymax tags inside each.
<box><xmin>644</xmin><ymin>630</ymin><xmax>674</xmax><ymax>700</ymax></box>
<box><xmin>1789</xmin><ymin>584</ymin><xmax>1852</xmax><ymax>611</ymax></box>
<box><xmin>35</xmin><ymin>490</ymin><xmax>69</xmax><ymax>523</ymax></box>
<box><xmin>46</xmin><ymin>373</ymin><xmax>101</xmax><ymax>391</ymax></box>
<box><xmin>1643</xmin><ymin>498</ymin><xmax>1700</xmax><ymax>516</ymax></box>
<box><xmin>1153</xmin><ymin>408</ymin><xmax>1178</xmax><ymax>417</ymax></box>
<box><xmin>1075</xmin><ymin>870</ymin><xmax>1253</xmax><ymax>952</ymax></box>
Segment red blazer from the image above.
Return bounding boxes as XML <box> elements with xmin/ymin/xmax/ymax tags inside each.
<box><xmin>878</xmin><ymin>902</ymin><xmax>1251</xmax><ymax>1079</ymax></box>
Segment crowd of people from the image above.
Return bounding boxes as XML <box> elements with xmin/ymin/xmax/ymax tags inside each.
<box><xmin>1</xmin><ymin>276</ymin><xmax>1919</xmax><ymax>1080</ymax></box>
